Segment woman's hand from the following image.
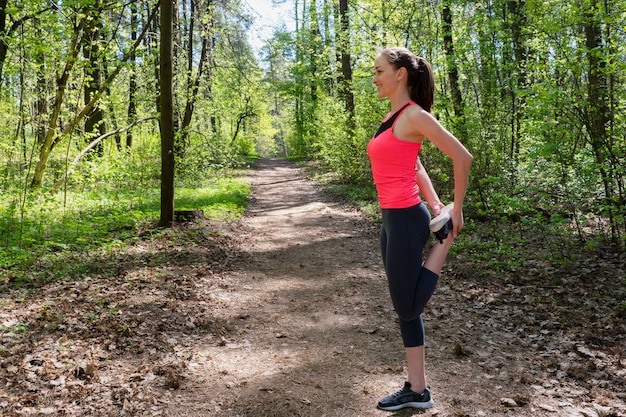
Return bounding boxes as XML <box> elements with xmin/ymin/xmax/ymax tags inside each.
<box><xmin>429</xmin><ymin>200</ymin><xmax>445</xmax><ymax>217</ymax></box>
<box><xmin>451</xmin><ymin>206</ymin><xmax>464</xmax><ymax>238</ymax></box>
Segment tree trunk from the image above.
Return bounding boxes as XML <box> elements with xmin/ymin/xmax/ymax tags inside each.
<box><xmin>102</xmin><ymin>56</ymin><xmax>121</xmax><ymax>151</ymax></box>
<box><xmin>584</xmin><ymin>3</ymin><xmax>615</xmax><ymax>241</ymax></box>
<box><xmin>294</xmin><ymin>0</ymin><xmax>304</xmax><ymax>154</ymax></box>
<box><xmin>338</xmin><ymin>0</ymin><xmax>355</xmax><ymax>134</ymax></box>
<box><xmin>83</xmin><ymin>16</ymin><xmax>106</xmax><ymax>156</ymax></box>
<box><xmin>322</xmin><ymin>0</ymin><xmax>334</xmax><ymax>92</ymax></box>
<box><xmin>205</xmin><ymin>0</ymin><xmax>217</xmax><ymax>134</ymax></box>
<box><xmin>0</xmin><ymin>0</ymin><xmax>8</xmax><ymax>85</ymax></box>
<box><xmin>34</xmin><ymin>22</ymin><xmax>47</xmax><ymax>149</ymax></box>
<box><xmin>127</xmin><ymin>1</ymin><xmax>138</xmax><ymax>149</ymax></box>
<box><xmin>31</xmin><ymin>18</ymin><xmax>85</xmax><ymax>187</ymax></box>
<box><xmin>308</xmin><ymin>0</ymin><xmax>319</xmax><ymax>102</ymax></box>
<box><xmin>441</xmin><ymin>1</ymin><xmax>465</xmax><ymax>138</ymax></box>
<box><xmin>180</xmin><ymin>0</ymin><xmax>211</xmax><ymax>153</ymax></box>
<box><xmin>507</xmin><ymin>0</ymin><xmax>527</xmax><ymax>160</ymax></box>
<box><xmin>159</xmin><ymin>0</ymin><xmax>175</xmax><ymax>228</ymax></box>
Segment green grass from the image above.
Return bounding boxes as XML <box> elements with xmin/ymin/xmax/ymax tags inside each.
<box><xmin>175</xmin><ymin>177</ymin><xmax>250</xmax><ymax>220</ymax></box>
<box><xmin>0</xmin><ymin>174</ymin><xmax>251</xmax><ymax>283</ymax></box>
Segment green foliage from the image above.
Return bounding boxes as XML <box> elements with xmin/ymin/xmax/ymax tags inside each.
<box><xmin>0</xmin><ymin>145</ymin><xmax>251</xmax><ymax>285</ymax></box>
<box><xmin>176</xmin><ymin>129</ymin><xmax>252</xmax><ymax>173</ymax></box>
<box><xmin>263</xmin><ymin>0</ymin><xmax>626</xmax><ymax>252</ymax></box>
<box><xmin>0</xmin><ymin>184</ymin><xmax>155</xmax><ymax>272</ymax></box>
<box><xmin>299</xmin><ymin>94</ymin><xmax>368</xmax><ymax>183</ymax></box>
<box><xmin>0</xmin><ymin>0</ymin><xmax>625</xmax><ymax>266</ymax></box>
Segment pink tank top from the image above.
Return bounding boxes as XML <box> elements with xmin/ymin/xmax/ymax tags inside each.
<box><xmin>367</xmin><ymin>102</ymin><xmax>422</xmax><ymax>209</ymax></box>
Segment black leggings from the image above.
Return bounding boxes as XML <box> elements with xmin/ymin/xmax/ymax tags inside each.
<box><xmin>381</xmin><ymin>203</ymin><xmax>439</xmax><ymax>347</ymax></box>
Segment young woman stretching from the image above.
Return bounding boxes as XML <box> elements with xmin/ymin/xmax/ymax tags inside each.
<box><xmin>367</xmin><ymin>47</ymin><xmax>473</xmax><ymax>411</ymax></box>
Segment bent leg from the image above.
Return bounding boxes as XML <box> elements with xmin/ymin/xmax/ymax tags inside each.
<box><xmin>403</xmin><ymin>235</ymin><xmax>455</xmax><ymax>394</ymax></box>
<box><xmin>398</xmin><ymin>267</ymin><xmax>439</xmax><ymax>347</ymax></box>
<box><xmin>423</xmin><ymin>232</ymin><xmax>454</xmax><ymax>276</ymax></box>
<box><xmin>380</xmin><ymin>208</ymin><xmax>457</xmax><ymax>403</ymax></box>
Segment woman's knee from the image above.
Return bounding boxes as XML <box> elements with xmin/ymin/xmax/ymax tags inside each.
<box><xmin>391</xmin><ymin>268</ymin><xmax>439</xmax><ymax>321</ymax></box>
<box><xmin>395</xmin><ymin>306</ymin><xmax>421</xmax><ymax>322</ymax></box>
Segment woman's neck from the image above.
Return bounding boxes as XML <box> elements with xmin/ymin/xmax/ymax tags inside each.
<box><xmin>389</xmin><ymin>92</ymin><xmax>412</xmax><ymax>113</ymax></box>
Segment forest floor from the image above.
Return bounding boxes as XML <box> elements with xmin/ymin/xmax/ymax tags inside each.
<box><xmin>1</xmin><ymin>158</ymin><xmax>625</xmax><ymax>417</ymax></box>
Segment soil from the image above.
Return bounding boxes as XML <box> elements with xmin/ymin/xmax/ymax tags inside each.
<box><xmin>1</xmin><ymin>158</ymin><xmax>625</xmax><ymax>417</ymax></box>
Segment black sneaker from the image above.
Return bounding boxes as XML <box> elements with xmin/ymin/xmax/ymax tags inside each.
<box><xmin>377</xmin><ymin>382</ymin><xmax>434</xmax><ymax>411</ymax></box>
<box><xmin>433</xmin><ymin>218</ymin><xmax>453</xmax><ymax>243</ymax></box>
<box><xmin>429</xmin><ymin>203</ymin><xmax>454</xmax><ymax>244</ymax></box>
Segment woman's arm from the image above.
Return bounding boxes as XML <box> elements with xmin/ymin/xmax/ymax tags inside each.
<box><xmin>415</xmin><ymin>157</ymin><xmax>444</xmax><ymax>216</ymax></box>
<box><xmin>412</xmin><ymin>110</ymin><xmax>473</xmax><ymax>237</ymax></box>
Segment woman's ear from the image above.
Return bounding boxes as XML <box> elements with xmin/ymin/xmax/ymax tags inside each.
<box><xmin>396</xmin><ymin>66</ymin><xmax>408</xmax><ymax>82</ymax></box>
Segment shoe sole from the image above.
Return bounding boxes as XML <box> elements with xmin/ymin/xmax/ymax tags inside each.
<box><xmin>429</xmin><ymin>203</ymin><xmax>454</xmax><ymax>232</ymax></box>
<box><xmin>377</xmin><ymin>399</ymin><xmax>434</xmax><ymax>411</ymax></box>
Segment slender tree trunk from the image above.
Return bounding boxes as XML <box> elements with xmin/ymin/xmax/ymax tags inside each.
<box><xmin>102</xmin><ymin>52</ymin><xmax>121</xmax><ymax>151</ymax></box>
<box><xmin>322</xmin><ymin>0</ymin><xmax>334</xmax><ymax>92</ymax></box>
<box><xmin>308</xmin><ymin>0</ymin><xmax>319</xmax><ymax>102</ymax></box>
<box><xmin>441</xmin><ymin>1</ymin><xmax>465</xmax><ymax>139</ymax></box>
<box><xmin>127</xmin><ymin>0</ymin><xmax>138</xmax><ymax>149</ymax></box>
<box><xmin>0</xmin><ymin>0</ymin><xmax>8</xmax><ymax>85</ymax></box>
<box><xmin>338</xmin><ymin>0</ymin><xmax>354</xmax><ymax>133</ymax></box>
<box><xmin>333</xmin><ymin>0</ymin><xmax>341</xmax><ymax>89</ymax></box>
<box><xmin>159</xmin><ymin>0</ymin><xmax>175</xmax><ymax>228</ymax></box>
<box><xmin>508</xmin><ymin>0</ymin><xmax>527</xmax><ymax>160</ymax></box>
<box><xmin>584</xmin><ymin>3</ymin><xmax>614</xmax><ymax>241</ymax></box>
<box><xmin>180</xmin><ymin>37</ymin><xmax>207</xmax><ymax>139</ymax></box>
<box><xmin>204</xmin><ymin>0</ymin><xmax>217</xmax><ymax>134</ymax></box>
<box><xmin>294</xmin><ymin>0</ymin><xmax>304</xmax><ymax>153</ymax></box>
<box><xmin>34</xmin><ymin>22</ymin><xmax>47</xmax><ymax>149</ymax></box>
<box><xmin>178</xmin><ymin>0</ymin><xmax>195</xmax><ymax>156</ymax></box>
<box><xmin>8</xmin><ymin>27</ymin><xmax>26</xmax><ymax>179</ymax></box>
<box><xmin>180</xmin><ymin>0</ymin><xmax>211</xmax><ymax>151</ymax></box>
<box><xmin>83</xmin><ymin>16</ymin><xmax>106</xmax><ymax>156</ymax></box>
<box><xmin>31</xmin><ymin>18</ymin><xmax>85</xmax><ymax>187</ymax></box>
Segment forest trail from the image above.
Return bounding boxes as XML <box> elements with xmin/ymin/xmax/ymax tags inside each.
<box><xmin>161</xmin><ymin>158</ymin><xmax>624</xmax><ymax>417</ymax></box>
<box><xmin>1</xmin><ymin>158</ymin><xmax>623</xmax><ymax>416</ymax></box>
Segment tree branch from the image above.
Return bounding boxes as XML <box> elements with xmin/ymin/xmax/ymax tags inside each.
<box><xmin>52</xmin><ymin>117</ymin><xmax>157</xmax><ymax>190</ymax></box>
<box><xmin>58</xmin><ymin>1</ymin><xmax>160</xmax><ymax>139</ymax></box>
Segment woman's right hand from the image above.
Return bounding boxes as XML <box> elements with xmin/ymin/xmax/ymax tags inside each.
<box><xmin>429</xmin><ymin>200</ymin><xmax>445</xmax><ymax>217</ymax></box>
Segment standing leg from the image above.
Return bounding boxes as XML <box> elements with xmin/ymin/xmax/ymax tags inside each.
<box><xmin>406</xmin><ymin>233</ymin><xmax>454</xmax><ymax>392</ymax></box>
<box><xmin>406</xmin><ymin>345</ymin><xmax>427</xmax><ymax>392</ymax></box>
<box><xmin>378</xmin><ymin>204</ymin><xmax>443</xmax><ymax>410</ymax></box>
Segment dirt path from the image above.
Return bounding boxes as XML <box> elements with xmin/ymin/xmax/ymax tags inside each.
<box><xmin>160</xmin><ymin>158</ymin><xmax>625</xmax><ymax>417</ymax></box>
<box><xmin>162</xmin><ymin>157</ymin><xmax>402</xmax><ymax>416</ymax></box>
<box><xmin>1</xmin><ymin>158</ymin><xmax>624</xmax><ymax>417</ymax></box>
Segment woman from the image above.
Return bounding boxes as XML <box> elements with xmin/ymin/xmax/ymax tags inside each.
<box><xmin>367</xmin><ymin>47</ymin><xmax>473</xmax><ymax>411</ymax></box>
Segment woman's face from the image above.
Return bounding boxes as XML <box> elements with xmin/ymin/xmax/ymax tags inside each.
<box><xmin>373</xmin><ymin>55</ymin><xmax>400</xmax><ymax>98</ymax></box>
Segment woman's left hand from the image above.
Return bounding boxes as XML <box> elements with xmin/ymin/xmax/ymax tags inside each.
<box><xmin>451</xmin><ymin>207</ymin><xmax>464</xmax><ymax>238</ymax></box>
